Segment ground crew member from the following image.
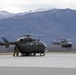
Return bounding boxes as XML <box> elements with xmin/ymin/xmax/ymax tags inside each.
<box><xmin>13</xmin><ymin>46</ymin><xmax>19</xmax><ymax>57</ymax></box>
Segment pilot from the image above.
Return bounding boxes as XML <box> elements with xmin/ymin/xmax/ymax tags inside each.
<box><xmin>13</xmin><ymin>46</ymin><xmax>19</xmax><ymax>57</ymax></box>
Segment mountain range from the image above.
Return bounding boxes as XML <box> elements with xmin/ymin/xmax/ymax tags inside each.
<box><xmin>0</xmin><ymin>11</ymin><xmax>15</xmax><ymax>19</ymax></box>
<box><xmin>0</xmin><ymin>9</ymin><xmax>76</xmax><ymax>45</ymax></box>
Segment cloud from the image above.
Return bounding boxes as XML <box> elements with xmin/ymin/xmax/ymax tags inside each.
<box><xmin>0</xmin><ymin>0</ymin><xmax>76</xmax><ymax>13</ymax></box>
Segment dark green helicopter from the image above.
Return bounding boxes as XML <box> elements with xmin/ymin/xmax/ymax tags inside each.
<box><xmin>0</xmin><ymin>34</ymin><xmax>46</xmax><ymax>57</ymax></box>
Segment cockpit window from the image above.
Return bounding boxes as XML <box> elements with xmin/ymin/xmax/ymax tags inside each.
<box><xmin>26</xmin><ymin>42</ymin><xmax>34</xmax><ymax>46</ymax></box>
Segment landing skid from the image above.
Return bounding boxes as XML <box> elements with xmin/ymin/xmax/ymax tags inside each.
<box><xmin>20</xmin><ymin>53</ymin><xmax>45</xmax><ymax>57</ymax></box>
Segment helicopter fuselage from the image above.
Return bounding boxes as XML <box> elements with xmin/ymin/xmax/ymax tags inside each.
<box><xmin>60</xmin><ymin>42</ymin><xmax>72</xmax><ymax>48</ymax></box>
<box><xmin>15</xmin><ymin>40</ymin><xmax>46</xmax><ymax>55</ymax></box>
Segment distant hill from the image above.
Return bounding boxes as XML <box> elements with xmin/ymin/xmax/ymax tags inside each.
<box><xmin>0</xmin><ymin>9</ymin><xmax>76</xmax><ymax>45</ymax></box>
<box><xmin>0</xmin><ymin>11</ymin><xmax>15</xmax><ymax>19</ymax></box>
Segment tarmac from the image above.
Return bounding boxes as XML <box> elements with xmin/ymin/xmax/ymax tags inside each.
<box><xmin>0</xmin><ymin>53</ymin><xmax>76</xmax><ymax>75</ymax></box>
<box><xmin>0</xmin><ymin>67</ymin><xmax>76</xmax><ymax>75</ymax></box>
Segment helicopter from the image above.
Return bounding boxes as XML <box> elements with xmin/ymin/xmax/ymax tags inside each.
<box><xmin>51</xmin><ymin>39</ymin><xmax>72</xmax><ymax>48</ymax></box>
<box><xmin>0</xmin><ymin>34</ymin><xmax>46</xmax><ymax>57</ymax></box>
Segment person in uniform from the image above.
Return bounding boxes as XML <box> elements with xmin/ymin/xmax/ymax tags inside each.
<box><xmin>13</xmin><ymin>46</ymin><xmax>19</xmax><ymax>57</ymax></box>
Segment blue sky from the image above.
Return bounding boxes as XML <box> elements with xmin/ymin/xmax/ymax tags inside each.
<box><xmin>0</xmin><ymin>0</ymin><xmax>76</xmax><ymax>13</ymax></box>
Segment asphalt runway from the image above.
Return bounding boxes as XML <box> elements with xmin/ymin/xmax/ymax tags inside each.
<box><xmin>0</xmin><ymin>53</ymin><xmax>76</xmax><ymax>75</ymax></box>
<box><xmin>0</xmin><ymin>67</ymin><xmax>76</xmax><ymax>75</ymax></box>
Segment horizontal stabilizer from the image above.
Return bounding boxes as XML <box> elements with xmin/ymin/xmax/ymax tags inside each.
<box><xmin>2</xmin><ymin>37</ymin><xmax>10</xmax><ymax>48</ymax></box>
